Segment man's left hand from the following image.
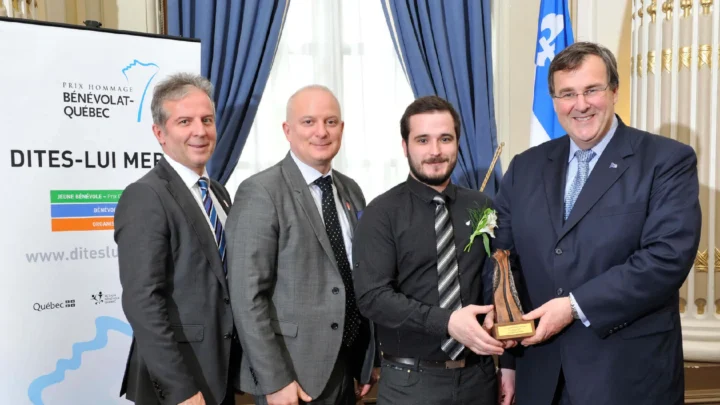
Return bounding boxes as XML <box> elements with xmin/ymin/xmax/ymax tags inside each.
<box><xmin>520</xmin><ymin>297</ymin><xmax>573</xmax><ymax>346</ymax></box>
<box><xmin>356</xmin><ymin>368</ymin><xmax>380</xmax><ymax>400</ymax></box>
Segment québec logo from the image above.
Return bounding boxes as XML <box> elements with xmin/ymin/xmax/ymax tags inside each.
<box><xmin>33</xmin><ymin>299</ymin><xmax>75</xmax><ymax>312</ymax></box>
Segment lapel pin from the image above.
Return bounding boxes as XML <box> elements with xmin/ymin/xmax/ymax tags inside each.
<box><xmin>345</xmin><ymin>201</ymin><xmax>351</xmax><ymax>211</ymax></box>
<box><xmin>609</xmin><ymin>162</ymin><xmax>618</xmax><ymax>169</ymax></box>
<box><xmin>466</xmin><ymin>220</ymin><xmax>471</xmax><ymax>226</ymax></box>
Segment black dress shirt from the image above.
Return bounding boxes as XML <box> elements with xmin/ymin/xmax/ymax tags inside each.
<box><xmin>353</xmin><ymin>175</ymin><xmax>492</xmax><ymax>360</ymax></box>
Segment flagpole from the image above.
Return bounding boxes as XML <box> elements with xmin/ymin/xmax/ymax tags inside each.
<box><xmin>480</xmin><ymin>142</ymin><xmax>504</xmax><ymax>193</ymax></box>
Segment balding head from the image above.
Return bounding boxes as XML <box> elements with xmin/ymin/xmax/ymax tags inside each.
<box><xmin>286</xmin><ymin>85</ymin><xmax>341</xmax><ymax>121</ymax></box>
<box><xmin>282</xmin><ymin>85</ymin><xmax>344</xmax><ymax>174</ymax></box>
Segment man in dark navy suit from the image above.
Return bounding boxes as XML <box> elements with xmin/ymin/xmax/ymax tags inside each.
<box><xmin>487</xmin><ymin>42</ymin><xmax>701</xmax><ymax>405</ymax></box>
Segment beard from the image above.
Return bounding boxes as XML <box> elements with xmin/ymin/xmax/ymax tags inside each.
<box><xmin>407</xmin><ymin>155</ymin><xmax>457</xmax><ymax>186</ymax></box>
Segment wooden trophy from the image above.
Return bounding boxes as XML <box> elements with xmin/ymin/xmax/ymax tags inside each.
<box><xmin>490</xmin><ymin>249</ymin><xmax>535</xmax><ymax>340</ymax></box>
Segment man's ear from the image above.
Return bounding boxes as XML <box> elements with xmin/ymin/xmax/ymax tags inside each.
<box><xmin>152</xmin><ymin>124</ymin><xmax>165</xmax><ymax>146</ymax></box>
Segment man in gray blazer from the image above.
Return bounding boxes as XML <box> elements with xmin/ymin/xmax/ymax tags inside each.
<box><xmin>226</xmin><ymin>85</ymin><xmax>378</xmax><ymax>405</ymax></box>
<box><xmin>115</xmin><ymin>73</ymin><xmax>241</xmax><ymax>405</ymax></box>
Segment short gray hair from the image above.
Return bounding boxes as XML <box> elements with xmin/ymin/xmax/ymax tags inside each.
<box><xmin>151</xmin><ymin>73</ymin><xmax>215</xmax><ymax>126</ymax></box>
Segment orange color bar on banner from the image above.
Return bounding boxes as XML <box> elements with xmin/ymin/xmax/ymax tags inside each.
<box><xmin>51</xmin><ymin>217</ymin><xmax>115</xmax><ymax>232</ymax></box>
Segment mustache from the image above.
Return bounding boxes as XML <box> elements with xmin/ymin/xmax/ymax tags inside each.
<box><xmin>423</xmin><ymin>158</ymin><xmax>449</xmax><ymax>164</ymax></box>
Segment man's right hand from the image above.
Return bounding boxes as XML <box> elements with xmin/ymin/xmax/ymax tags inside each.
<box><xmin>448</xmin><ymin>305</ymin><xmax>505</xmax><ymax>356</ymax></box>
<box><xmin>178</xmin><ymin>391</ymin><xmax>205</xmax><ymax>405</ymax></box>
<box><xmin>266</xmin><ymin>381</ymin><xmax>312</xmax><ymax>405</ymax></box>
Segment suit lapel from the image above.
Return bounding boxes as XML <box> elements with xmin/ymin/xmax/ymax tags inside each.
<box><xmin>158</xmin><ymin>159</ymin><xmax>228</xmax><ymax>290</ymax></box>
<box><xmin>281</xmin><ymin>154</ymin><xmax>340</xmax><ymax>270</ymax></box>
<box><xmin>543</xmin><ymin>139</ymin><xmax>569</xmax><ymax>239</ymax></box>
<box><xmin>332</xmin><ymin>175</ymin><xmax>359</xmax><ymax>236</ymax></box>
<box><xmin>558</xmin><ymin>122</ymin><xmax>634</xmax><ymax>241</ymax></box>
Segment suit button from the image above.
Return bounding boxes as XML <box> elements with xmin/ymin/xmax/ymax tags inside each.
<box><xmin>556</xmin><ymin>288</ymin><xmax>563</xmax><ymax>296</ymax></box>
<box><xmin>224</xmin><ymin>333</ymin><xmax>232</xmax><ymax>339</ymax></box>
<box><xmin>555</xmin><ymin>248</ymin><xmax>563</xmax><ymax>255</ymax></box>
<box><xmin>332</xmin><ymin>287</ymin><xmax>340</xmax><ymax>294</ymax></box>
<box><xmin>224</xmin><ymin>297</ymin><xmax>230</xmax><ymax>304</ymax></box>
<box><xmin>331</xmin><ymin>322</ymin><xmax>339</xmax><ymax>330</ymax></box>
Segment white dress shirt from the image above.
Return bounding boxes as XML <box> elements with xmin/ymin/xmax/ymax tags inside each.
<box><xmin>565</xmin><ymin>115</ymin><xmax>618</xmax><ymax>327</ymax></box>
<box><xmin>164</xmin><ymin>154</ymin><xmax>227</xmax><ymax>245</ymax></box>
<box><xmin>290</xmin><ymin>151</ymin><xmax>354</xmax><ymax>264</ymax></box>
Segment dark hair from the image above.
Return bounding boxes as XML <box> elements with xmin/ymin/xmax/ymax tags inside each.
<box><xmin>400</xmin><ymin>96</ymin><xmax>461</xmax><ymax>142</ymax></box>
<box><xmin>548</xmin><ymin>41</ymin><xmax>619</xmax><ymax>96</ymax></box>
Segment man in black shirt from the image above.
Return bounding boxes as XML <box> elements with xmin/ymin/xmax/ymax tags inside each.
<box><xmin>353</xmin><ymin>96</ymin><xmax>509</xmax><ymax>405</ymax></box>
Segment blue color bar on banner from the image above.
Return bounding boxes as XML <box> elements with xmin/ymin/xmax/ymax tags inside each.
<box><xmin>51</xmin><ymin>203</ymin><xmax>117</xmax><ymax>218</ymax></box>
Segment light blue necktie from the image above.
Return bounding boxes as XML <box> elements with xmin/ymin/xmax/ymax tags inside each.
<box><xmin>564</xmin><ymin>149</ymin><xmax>596</xmax><ymax>220</ymax></box>
<box><xmin>198</xmin><ymin>177</ymin><xmax>226</xmax><ymax>274</ymax></box>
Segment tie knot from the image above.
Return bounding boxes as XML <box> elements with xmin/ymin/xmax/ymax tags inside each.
<box><xmin>198</xmin><ymin>177</ymin><xmax>210</xmax><ymax>192</ymax></box>
<box><xmin>432</xmin><ymin>195</ymin><xmax>446</xmax><ymax>206</ymax></box>
<box><xmin>314</xmin><ymin>175</ymin><xmax>333</xmax><ymax>192</ymax></box>
<box><xmin>575</xmin><ymin>149</ymin><xmax>596</xmax><ymax>163</ymax></box>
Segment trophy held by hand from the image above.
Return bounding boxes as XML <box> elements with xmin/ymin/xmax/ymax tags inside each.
<box><xmin>491</xmin><ymin>249</ymin><xmax>535</xmax><ymax>340</ymax></box>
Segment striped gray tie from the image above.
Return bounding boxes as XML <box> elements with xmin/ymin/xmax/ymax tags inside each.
<box><xmin>433</xmin><ymin>196</ymin><xmax>465</xmax><ymax>360</ymax></box>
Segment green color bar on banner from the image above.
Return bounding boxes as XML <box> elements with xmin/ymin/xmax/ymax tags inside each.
<box><xmin>50</xmin><ymin>190</ymin><xmax>123</xmax><ymax>203</ymax></box>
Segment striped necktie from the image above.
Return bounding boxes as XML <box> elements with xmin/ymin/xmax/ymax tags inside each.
<box><xmin>433</xmin><ymin>195</ymin><xmax>465</xmax><ymax>360</ymax></box>
<box><xmin>198</xmin><ymin>177</ymin><xmax>226</xmax><ymax>274</ymax></box>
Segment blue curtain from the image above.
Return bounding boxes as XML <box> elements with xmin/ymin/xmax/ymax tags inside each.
<box><xmin>168</xmin><ymin>0</ymin><xmax>289</xmax><ymax>184</ymax></box>
<box><xmin>381</xmin><ymin>0</ymin><xmax>501</xmax><ymax>195</ymax></box>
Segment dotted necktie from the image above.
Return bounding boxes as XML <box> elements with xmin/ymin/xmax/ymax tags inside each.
<box><xmin>314</xmin><ymin>175</ymin><xmax>361</xmax><ymax>347</ymax></box>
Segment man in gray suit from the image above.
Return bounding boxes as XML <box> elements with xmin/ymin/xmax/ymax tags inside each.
<box><xmin>226</xmin><ymin>85</ymin><xmax>378</xmax><ymax>405</ymax></box>
<box><xmin>115</xmin><ymin>73</ymin><xmax>241</xmax><ymax>405</ymax></box>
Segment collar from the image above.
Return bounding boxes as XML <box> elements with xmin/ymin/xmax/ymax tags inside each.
<box><xmin>406</xmin><ymin>174</ymin><xmax>457</xmax><ymax>204</ymax></box>
<box><xmin>568</xmin><ymin>115</ymin><xmax>618</xmax><ymax>162</ymax></box>
<box><xmin>163</xmin><ymin>153</ymin><xmax>210</xmax><ymax>188</ymax></box>
<box><xmin>290</xmin><ymin>151</ymin><xmax>332</xmax><ymax>185</ymax></box>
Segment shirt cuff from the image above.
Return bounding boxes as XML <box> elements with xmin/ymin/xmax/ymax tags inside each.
<box><xmin>570</xmin><ymin>293</ymin><xmax>590</xmax><ymax>327</ymax></box>
<box><xmin>498</xmin><ymin>352</ymin><xmax>515</xmax><ymax>370</ymax></box>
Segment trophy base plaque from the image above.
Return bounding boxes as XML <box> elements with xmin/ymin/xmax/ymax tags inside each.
<box><xmin>493</xmin><ymin>320</ymin><xmax>535</xmax><ymax>340</ymax></box>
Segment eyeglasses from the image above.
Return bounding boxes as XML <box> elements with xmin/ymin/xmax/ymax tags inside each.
<box><xmin>552</xmin><ymin>85</ymin><xmax>611</xmax><ymax>102</ymax></box>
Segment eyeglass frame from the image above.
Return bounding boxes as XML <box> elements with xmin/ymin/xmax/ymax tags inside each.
<box><xmin>551</xmin><ymin>84</ymin><xmax>612</xmax><ymax>102</ymax></box>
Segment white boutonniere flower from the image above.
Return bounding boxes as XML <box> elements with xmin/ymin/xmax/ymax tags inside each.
<box><xmin>463</xmin><ymin>207</ymin><xmax>498</xmax><ymax>256</ymax></box>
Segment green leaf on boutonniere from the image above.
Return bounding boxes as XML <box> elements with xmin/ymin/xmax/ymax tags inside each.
<box><xmin>464</xmin><ymin>206</ymin><xmax>498</xmax><ymax>257</ymax></box>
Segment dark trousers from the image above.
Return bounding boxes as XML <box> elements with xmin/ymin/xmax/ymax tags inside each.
<box><xmin>552</xmin><ymin>369</ymin><xmax>572</xmax><ymax>405</ymax></box>
<box><xmin>254</xmin><ymin>348</ymin><xmax>356</xmax><ymax>405</ymax></box>
<box><xmin>376</xmin><ymin>356</ymin><xmax>497</xmax><ymax>405</ymax></box>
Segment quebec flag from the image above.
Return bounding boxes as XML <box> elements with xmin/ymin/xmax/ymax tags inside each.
<box><xmin>530</xmin><ymin>0</ymin><xmax>575</xmax><ymax>146</ymax></box>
